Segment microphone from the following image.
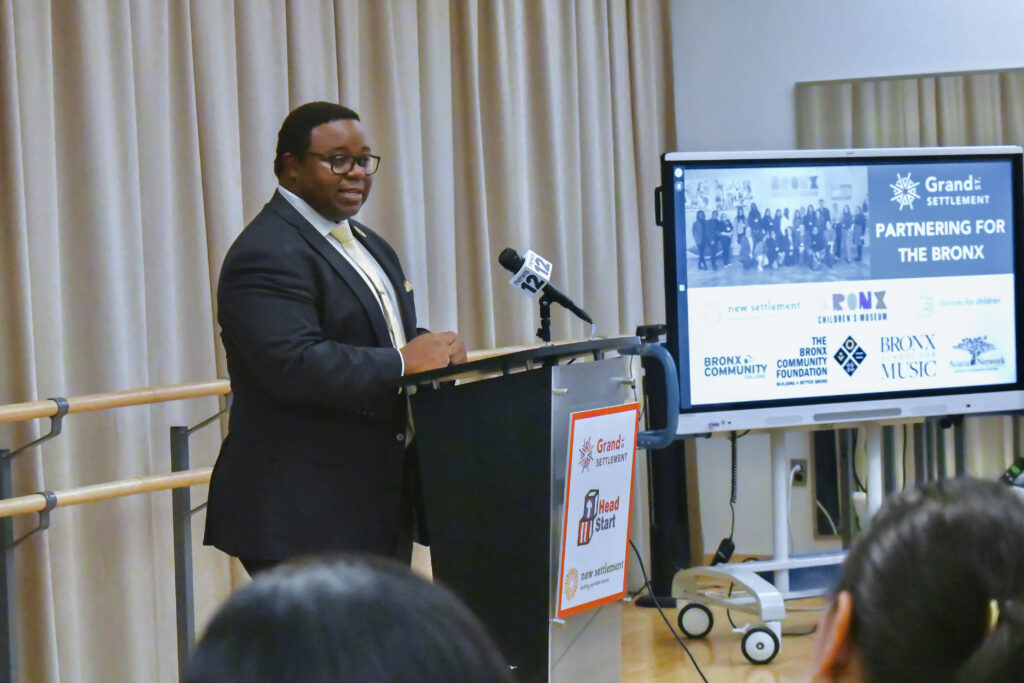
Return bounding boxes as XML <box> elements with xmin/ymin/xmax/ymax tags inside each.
<box><xmin>498</xmin><ymin>248</ymin><xmax>593</xmax><ymax>324</ymax></box>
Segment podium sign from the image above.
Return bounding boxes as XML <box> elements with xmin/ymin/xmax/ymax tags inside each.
<box><xmin>557</xmin><ymin>403</ymin><xmax>639</xmax><ymax>618</ymax></box>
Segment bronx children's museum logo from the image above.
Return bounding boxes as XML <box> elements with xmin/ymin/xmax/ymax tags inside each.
<box><xmin>576</xmin><ymin>488</ymin><xmax>620</xmax><ymax>546</ymax></box>
<box><xmin>951</xmin><ymin>335</ymin><xmax>1005</xmax><ymax>373</ymax></box>
<box><xmin>818</xmin><ymin>290</ymin><xmax>888</xmax><ymax>324</ymax></box>
<box><xmin>834</xmin><ymin>336</ymin><xmax>867</xmax><ymax>377</ymax></box>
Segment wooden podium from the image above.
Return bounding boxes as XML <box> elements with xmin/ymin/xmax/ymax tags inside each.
<box><xmin>403</xmin><ymin>337</ymin><xmax>677</xmax><ymax>683</ymax></box>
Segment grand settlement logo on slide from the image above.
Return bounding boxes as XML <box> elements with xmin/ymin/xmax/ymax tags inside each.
<box><xmin>891</xmin><ymin>172</ymin><xmax>921</xmax><ymax>210</ymax></box>
<box><xmin>834</xmin><ymin>336</ymin><xmax>867</xmax><ymax>376</ymax></box>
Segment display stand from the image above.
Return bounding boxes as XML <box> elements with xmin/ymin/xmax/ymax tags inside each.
<box><xmin>403</xmin><ymin>337</ymin><xmax>677</xmax><ymax>683</ymax></box>
<box><xmin>671</xmin><ymin>423</ymin><xmax>892</xmax><ymax>664</ymax></box>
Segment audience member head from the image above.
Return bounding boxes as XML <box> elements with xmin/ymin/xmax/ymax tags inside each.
<box><xmin>185</xmin><ymin>555</ymin><xmax>513</xmax><ymax>683</ymax></box>
<box><xmin>814</xmin><ymin>477</ymin><xmax>1024</xmax><ymax>683</ymax></box>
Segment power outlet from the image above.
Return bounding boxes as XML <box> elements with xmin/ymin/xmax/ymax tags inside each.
<box><xmin>791</xmin><ymin>459</ymin><xmax>808</xmax><ymax>487</ymax></box>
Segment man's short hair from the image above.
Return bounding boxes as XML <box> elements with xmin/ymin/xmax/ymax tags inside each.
<box><xmin>274</xmin><ymin>102</ymin><xmax>360</xmax><ymax>177</ymax></box>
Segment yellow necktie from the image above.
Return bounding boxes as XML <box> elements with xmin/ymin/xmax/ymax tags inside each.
<box><xmin>329</xmin><ymin>224</ymin><xmax>406</xmax><ymax>348</ymax></box>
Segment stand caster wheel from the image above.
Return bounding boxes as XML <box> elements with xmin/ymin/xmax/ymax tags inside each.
<box><xmin>677</xmin><ymin>602</ymin><xmax>713</xmax><ymax>639</ymax></box>
<box><xmin>741</xmin><ymin>626</ymin><xmax>780</xmax><ymax>664</ymax></box>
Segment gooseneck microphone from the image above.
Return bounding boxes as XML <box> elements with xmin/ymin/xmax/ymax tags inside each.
<box><xmin>498</xmin><ymin>247</ymin><xmax>594</xmax><ymax>325</ymax></box>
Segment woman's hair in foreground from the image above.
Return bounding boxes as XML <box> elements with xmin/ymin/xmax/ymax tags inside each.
<box><xmin>184</xmin><ymin>555</ymin><xmax>513</xmax><ymax>682</ymax></box>
<box><xmin>837</xmin><ymin>477</ymin><xmax>1024</xmax><ymax>683</ymax></box>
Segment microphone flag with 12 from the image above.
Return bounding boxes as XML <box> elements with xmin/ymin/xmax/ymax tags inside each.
<box><xmin>504</xmin><ymin>248</ymin><xmax>553</xmax><ymax>297</ymax></box>
<box><xmin>497</xmin><ymin>247</ymin><xmax>594</xmax><ymax>325</ymax></box>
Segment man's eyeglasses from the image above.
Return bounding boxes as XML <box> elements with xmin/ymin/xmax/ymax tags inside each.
<box><xmin>308</xmin><ymin>152</ymin><xmax>381</xmax><ymax>175</ymax></box>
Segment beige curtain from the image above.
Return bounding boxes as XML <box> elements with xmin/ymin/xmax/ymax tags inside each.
<box><xmin>0</xmin><ymin>1</ymin><xmax>676</xmax><ymax>680</ymax></box>
<box><xmin>796</xmin><ymin>68</ymin><xmax>1024</xmax><ymax>149</ymax></box>
<box><xmin>795</xmin><ymin>68</ymin><xmax>1024</xmax><ymax>482</ymax></box>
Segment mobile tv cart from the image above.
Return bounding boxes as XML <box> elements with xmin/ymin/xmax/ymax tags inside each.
<box><xmin>403</xmin><ymin>337</ymin><xmax>678</xmax><ymax>683</ymax></box>
<box><xmin>671</xmin><ymin>423</ymin><xmax>900</xmax><ymax>665</ymax></box>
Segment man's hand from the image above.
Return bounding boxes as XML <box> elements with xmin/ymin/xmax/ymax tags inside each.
<box><xmin>401</xmin><ymin>331</ymin><xmax>468</xmax><ymax>375</ymax></box>
<box><xmin>441</xmin><ymin>331</ymin><xmax>467</xmax><ymax>365</ymax></box>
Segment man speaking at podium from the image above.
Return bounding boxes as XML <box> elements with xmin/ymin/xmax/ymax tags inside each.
<box><xmin>204</xmin><ymin>102</ymin><xmax>467</xmax><ymax>576</ymax></box>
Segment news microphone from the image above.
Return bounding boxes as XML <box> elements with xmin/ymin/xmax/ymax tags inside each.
<box><xmin>498</xmin><ymin>247</ymin><xmax>594</xmax><ymax>324</ymax></box>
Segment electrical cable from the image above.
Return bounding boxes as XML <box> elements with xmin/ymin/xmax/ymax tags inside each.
<box><xmin>729</xmin><ymin>431</ymin><xmax>738</xmax><ymax>538</ymax></box>
<box><xmin>850</xmin><ymin>429</ymin><xmax>866</xmax><ymax>492</ymax></box>
<box><xmin>901</xmin><ymin>423</ymin><xmax>908</xmax><ymax>490</ymax></box>
<box><xmin>629</xmin><ymin>540</ymin><xmax>708</xmax><ymax>682</ymax></box>
<box><xmin>815</xmin><ymin>499</ymin><xmax>840</xmax><ymax>536</ymax></box>
<box><xmin>787</xmin><ymin>465</ymin><xmax>800</xmax><ymax>554</ymax></box>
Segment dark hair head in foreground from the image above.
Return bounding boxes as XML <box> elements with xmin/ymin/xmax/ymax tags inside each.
<box><xmin>814</xmin><ymin>477</ymin><xmax>1024</xmax><ymax>683</ymax></box>
<box><xmin>184</xmin><ymin>555</ymin><xmax>514</xmax><ymax>683</ymax></box>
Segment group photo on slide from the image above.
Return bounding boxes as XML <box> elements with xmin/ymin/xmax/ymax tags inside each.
<box><xmin>680</xmin><ymin>166</ymin><xmax>872</xmax><ymax>288</ymax></box>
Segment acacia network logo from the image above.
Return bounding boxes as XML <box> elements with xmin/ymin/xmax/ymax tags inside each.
<box><xmin>890</xmin><ymin>172</ymin><xmax>921</xmax><ymax>210</ymax></box>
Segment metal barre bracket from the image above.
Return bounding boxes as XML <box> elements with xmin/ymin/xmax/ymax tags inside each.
<box><xmin>10</xmin><ymin>490</ymin><xmax>58</xmax><ymax>548</ymax></box>
<box><xmin>6</xmin><ymin>397</ymin><xmax>70</xmax><ymax>460</ymax></box>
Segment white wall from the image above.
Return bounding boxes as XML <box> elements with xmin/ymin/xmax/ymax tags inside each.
<box><xmin>671</xmin><ymin>0</ymin><xmax>1024</xmax><ymax>152</ymax></box>
<box><xmin>669</xmin><ymin>0</ymin><xmax>1024</xmax><ymax>555</ymax></box>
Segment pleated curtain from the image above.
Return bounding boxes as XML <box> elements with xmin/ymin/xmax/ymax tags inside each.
<box><xmin>0</xmin><ymin>1</ymin><xmax>676</xmax><ymax>680</ymax></box>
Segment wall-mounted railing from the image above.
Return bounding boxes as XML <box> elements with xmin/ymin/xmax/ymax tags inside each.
<box><xmin>0</xmin><ymin>380</ymin><xmax>231</xmax><ymax>683</ymax></box>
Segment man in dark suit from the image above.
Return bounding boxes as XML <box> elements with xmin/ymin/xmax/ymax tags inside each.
<box><xmin>204</xmin><ymin>102</ymin><xmax>466</xmax><ymax>576</ymax></box>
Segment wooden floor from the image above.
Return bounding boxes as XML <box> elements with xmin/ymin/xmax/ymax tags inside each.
<box><xmin>412</xmin><ymin>546</ymin><xmax>822</xmax><ymax>681</ymax></box>
<box><xmin>621</xmin><ymin>598</ymin><xmax>821</xmax><ymax>682</ymax></box>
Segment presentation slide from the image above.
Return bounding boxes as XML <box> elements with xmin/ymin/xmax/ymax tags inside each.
<box><xmin>671</xmin><ymin>157</ymin><xmax>1017</xmax><ymax>408</ymax></box>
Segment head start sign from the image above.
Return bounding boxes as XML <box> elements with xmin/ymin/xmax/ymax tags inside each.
<box><xmin>557</xmin><ymin>402</ymin><xmax>639</xmax><ymax>618</ymax></box>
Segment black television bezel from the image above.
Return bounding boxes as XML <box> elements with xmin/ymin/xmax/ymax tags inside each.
<box><xmin>659</xmin><ymin>146</ymin><xmax>1024</xmax><ymax>432</ymax></box>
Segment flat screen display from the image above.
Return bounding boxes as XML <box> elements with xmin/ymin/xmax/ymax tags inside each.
<box><xmin>660</xmin><ymin>146</ymin><xmax>1024</xmax><ymax>433</ymax></box>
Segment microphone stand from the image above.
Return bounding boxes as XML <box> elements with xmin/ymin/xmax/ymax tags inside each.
<box><xmin>536</xmin><ymin>294</ymin><xmax>554</xmax><ymax>345</ymax></box>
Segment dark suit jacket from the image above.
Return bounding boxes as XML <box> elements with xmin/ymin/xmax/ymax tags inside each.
<box><xmin>204</xmin><ymin>191</ymin><xmax>421</xmax><ymax>561</ymax></box>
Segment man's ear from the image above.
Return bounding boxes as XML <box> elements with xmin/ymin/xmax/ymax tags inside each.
<box><xmin>813</xmin><ymin>590</ymin><xmax>857</xmax><ymax>681</ymax></box>
<box><xmin>280</xmin><ymin>153</ymin><xmax>301</xmax><ymax>183</ymax></box>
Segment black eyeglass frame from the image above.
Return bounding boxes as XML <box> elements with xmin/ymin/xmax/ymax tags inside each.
<box><xmin>307</xmin><ymin>152</ymin><xmax>382</xmax><ymax>175</ymax></box>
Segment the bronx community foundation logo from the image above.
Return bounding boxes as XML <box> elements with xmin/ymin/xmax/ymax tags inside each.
<box><xmin>834</xmin><ymin>336</ymin><xmax>867</xmax><ymax>376</ymax></box>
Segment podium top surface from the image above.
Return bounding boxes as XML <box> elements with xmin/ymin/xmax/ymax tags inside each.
<box><xmin>399</xmin><ymin>336</ymin><xmax>641</xmax><ymax>387</ymax></box>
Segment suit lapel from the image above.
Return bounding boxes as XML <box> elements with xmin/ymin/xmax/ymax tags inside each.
<box><xmin>268</xmin><ymin>193</ymin><xmax>393</xmax><ymax>347</ymax></box>
<box><xmin>351</xmin><ymin>220</ymin><xmax>418</xmax><ymax>342</ymax></box>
